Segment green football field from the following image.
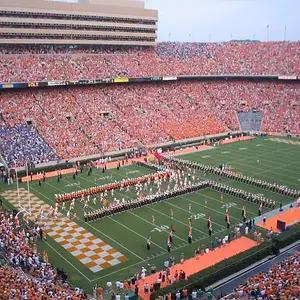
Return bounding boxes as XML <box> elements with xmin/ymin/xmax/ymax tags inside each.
<box><xmin>1</xmin><ymin>136</ymin><xmax>300</xmax><ymax>294</ymax></box>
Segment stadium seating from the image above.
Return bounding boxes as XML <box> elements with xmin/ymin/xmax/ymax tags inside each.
<box><xmin>0</xmin><ymin>41</ymin><xmax>299</xmax><ymax>300</ymax></box>
<box><xmin>228</xmin><ymin>251</ymin><xmax>300</xmax><ymax>299</ymax></box>
<box><xmin>0</xmin><ymin>124</ymin><xmax>58</xmax><ymax>167</ymax></box>
<box><xmin>1</xmin><ymin>42</ymin><xmax>300</xmax><ymax>82</ymax></box>
<box><xmin>0</xmin><ymin>80</ymin><xmax>299</xmax><ymax>167</ymax></box>
<box><xmin>237</xmin><ymin>111</ymin><xmax>264</xmax><ymax>132</ymax></box>
<box><xmin>0</xmin><ymin>209</ymin><xmax>86</xmax><ymax>299</ymax></box>
<box><xmin>0</xmin><ymin>42</ymin><xmax>299</xmax><ymax>168</ymax></box>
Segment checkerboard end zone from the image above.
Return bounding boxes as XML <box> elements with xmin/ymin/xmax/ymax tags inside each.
<box><xmin>1</xmin><ymin>188</ymin><xmax>128</xmax><ymax>273</ymax></box>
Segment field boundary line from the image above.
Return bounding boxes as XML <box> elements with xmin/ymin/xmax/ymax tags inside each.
<box><xmin>78</xmin><ymin>171</ymin><xmax>206</xmax><ymax>240</ymax></box>
<box><xmin>107</xmin><ymin>215</ymin><xmax>167</xmax><ymax>251</ymax></box>
<box><xmin>31</xmin><ymin>185</ymin><xmax>144</xmax><ymax>261</ymax></box>
<box><xmin>44</xmin><ymin>240</ymin><xmax>92</xmax><ymax>282</ymax></box>
<box><xmin>178</xmin><ymin>193</ymin><xmax>241</xmax><ymax>224</ymax></box>
<box><xmin>81</xmin><ymin>168</ymin><xmax>212</xmax><ymax>235</ymax></box>
<box><xmin>211</xmin><ymin>147</ymin><xmax>300</xmax><ymax>181</ymax></box>
<box><xmin>128</xmin><ymin>211</ymin><xmax>188</xmax><ymax>243</ymax></box>
<box><xmin>90</xmin><ymin>223</ymin><xmax>236</xmax><ymax>282</ymax></box>
<box><xmin>0</xmin><ymin>201</ymin><xmax>92</xmax><ymax>283</ymax></box>
<box><xmin>193</xmin><ymin>190</ymin><xmax>257</xmax><ymax>218</ymax></box>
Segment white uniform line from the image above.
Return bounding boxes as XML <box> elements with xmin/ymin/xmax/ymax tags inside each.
<box><xmin>31</xmin><ymin>185</ymin><xmax>144</xmax><ymax>261</ymax></box>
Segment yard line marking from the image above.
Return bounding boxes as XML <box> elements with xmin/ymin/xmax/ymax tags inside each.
<box><xmin>1</xmin><ymin>188</ymin><xmax>128</xmax><ymax>273</ymax></box>
<box><xmin>227</xmin><ymin>160</ymin><xmax>299</xmax><ymax>181</ymax></box>
<box><xmin>184</xmin><ymin>155</ymin><xmax>297</xmax><ymax>202</ymax></box>
<box><xmin>214</xmin><ymin>147</ymin><xmax>300</xmax><ymax>181</ymax></box>
<box><xmin>164</xmin><ymin>198</ymin><xmax>225</xmax><ymax>230</ymax></box>
<box><xmin>192</xmin><ymin>190</ymin><xmax>256</xmax><ymax>218</ymax></box>
<box><xmin>78</xmin><ymin>170</ymin><xmax>209</xmax><ymax>235</ymax></box>
<box><xmin>90</xmin><ymin>225</ymin><xmax>233</xmax><ymax>282</ymax></box>
<box><xmin>177</xmin><ymin>193</ymin><xmax>238</xmax><ymax>225</ymax></box>
<box><xmin>214</xmin><ymin>142</ymin><xmax>299</xmax><ymax>166</ymax></box>
<box><xmin>44</xmin><ymin>240</ymin><xmax>92</xmax><ymax>282</ymax></box>
<box><xmin>147</xmin><ymin>202</ymin><xmax>209</xmax><ymax>235</ymax></box>
<box><xmin>128</xmin><ymin>211</ymin><xmax>187</xmax><ymax>243</ymax></box>
<box><xmin>0</xmin><ymin>201</ymin><xmax>93</xmax><ymax>282</ymax></box>
<box><xmin>107</xmin><ymin>215</ymin><xmax>166</xmax><ymax>252</ymax></box>
<box><xmin>32</xmin><ymin>185</ymin><xmax>144</xmax><ymax>261</ymax></box>
<box><xmin>119</xmin><ymin>191</ymin><xmax>208</xmax><ymax>236</ymax></box>
<box><xmin>268</xmin><ymin>138</ymin><xmax>300</xmax><ymax>146</ymax></box>
<box><xmin>49</xmin><ymin>178</ymin><xmax>168</xmax><ymax>252</ymax></box>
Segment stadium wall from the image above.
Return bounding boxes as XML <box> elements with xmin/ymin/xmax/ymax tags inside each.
<box><xmin>8</xmin><ymin>132</ymin><xmax>299</xmax><ymax>175</ymax></box>
<box><xmin>10</xmin><ymin>131</ymin><xmax>243</xmax><ymax>174</ymax></box>
<box><xmin>0</xmin><ymin>0</ymin><xmax>158</xmax><ymax>45</ymax></box>
<box><xmin>0</xmin><ymin>74</ymin><xmax>289</xmax><ymax>90</ymax></box>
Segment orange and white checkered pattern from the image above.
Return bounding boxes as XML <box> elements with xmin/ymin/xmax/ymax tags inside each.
<box><xmin>268</xmin><ymin>138</ymin><xmax>300</xmax><ymax>146</ymax></box>
<box><xmin>1</xmin><ymin>188</ymin><xmax>128</xmax><ymax>273</ymax></box>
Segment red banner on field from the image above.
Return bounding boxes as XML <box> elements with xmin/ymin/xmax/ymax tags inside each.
<box><xmin>154</xmin><ymin>151</ymin><xmax>164</xmax><ymax>163</ymax></box>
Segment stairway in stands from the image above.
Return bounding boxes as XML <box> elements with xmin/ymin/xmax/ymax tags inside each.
<box><xmin>237</xmin><ymin>110</ymin><xmax>264</xmax><ymax>132</ymax></box>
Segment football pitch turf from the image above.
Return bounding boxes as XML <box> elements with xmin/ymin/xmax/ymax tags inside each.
<box><xmin>1</xmin><ymin>136</ymin><xmax>300</xmax><ymax>294</ymax></box>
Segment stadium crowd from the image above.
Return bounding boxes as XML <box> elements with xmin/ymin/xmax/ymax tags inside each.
<box><xmin>1</xmin><ymin>42</ymin><xmax>300</xmax><ymax>82</ymax></box>
<box><xmin>1</xmin><ymin>80</ymin><xmax>299</xmax><ymax>167</ymax></box>
<box><xmin>229</xmin><ymin>251</ymin><xmax>300</xmax><ymax>299</ymax></box>
<box><xmin>0</xmin><ymin>123</ymin><xmax>58</xmax><ymax>168</ymax></box>
<box><xmin>0</xmin><ymin>208</ymin><xmax>87</xmax><ymax>299</ymax></box>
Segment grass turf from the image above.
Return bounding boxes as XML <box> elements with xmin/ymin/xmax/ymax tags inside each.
<box><xmin>1</xmin><ymin>136</ymin><xmax>300</xmax><ymax>294</ymax></box>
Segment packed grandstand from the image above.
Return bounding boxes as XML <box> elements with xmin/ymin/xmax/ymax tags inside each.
<box><xmin>0</xmin><ymin>0</ymin><xmax>300</xmax><ymax>299</ymax></box>
<box><xmin>1</xmin><ymin>45</ymin><xmax>300</xmax><ymax>167</ymax></box>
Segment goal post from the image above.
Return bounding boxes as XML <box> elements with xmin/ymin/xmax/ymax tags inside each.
<box><xmin>15</xmin><ymin>166</ymin><xmax>32</xmax><ymax>217</ymax></box>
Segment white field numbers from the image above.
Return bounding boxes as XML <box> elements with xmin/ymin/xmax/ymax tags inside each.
<box><xmin>126</xmin><ymin>170</ymin><xmax>140</xmax><ymax>175</ymax></box>
<box><xmin>150</xmin><ymin>212</ymin><xmax>206</xmax><ymax>232</ymax></box>
<box><xmin>221</xmin><ymin>202</ymin><xmax>237</xmax><ymax>209</ymax></box>
<box><xmin>191</xmin><ymin>213</ymin><xmax>205</xmax><ymax>220</ymax></box>
<box><xmin>94</xmin><ymin>175</ymin><xmax>112</xmax><ymax>182</ymax></box>
<box><xmin>151</xmin><ymin>225</ymin><xmax>170</xmax><ymax>233</ymax></box>
<box><xmin>65</xmin><ymin>182</ymin><xmax>80</xmax><ymax>188</ymax></box>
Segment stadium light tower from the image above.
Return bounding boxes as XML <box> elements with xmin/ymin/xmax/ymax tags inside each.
<box><xmin>16</xmin><ymin>138</ymin><xmax>31</xmax><ymax>216</ymax></box>
<box><xmin>284</xmin><ymin>25</ymin><xmax>287</xmax><ymax>41</ymax></box>
<box><xmin>22</xmin><ymin>137</ymin><xmax>31</xmax><ymax>216</ymax></box>
<box><xmin>266</xmin><ymin>24</ymin><xmax>269</xmax><ymax>41</ymax></box>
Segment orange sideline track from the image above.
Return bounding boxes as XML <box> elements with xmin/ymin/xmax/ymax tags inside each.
<box><xmin>21</xmin><ymin>167</ymin><xmax>78</xmax><ymax>182</ymax></box>
<box><xmin>133</xmin><ymin>236</ymin><xmax>259</xmax><ymax>300</ymax></box>
<box><xmin>94</xmin><ymin>145</ymin><xmax>213</xmax><ymax>169</ymax></box>
<box><xmin>257</xmin><ymin>206</ymin><xmax>300</xmax><ymax>232</ymax></box>
<box><xmin>20</xmin><ymin>144</ymin><xmax>215</xmax><ymax>182</ymax></box>
<box><xmin>220</xmin><ymin>136</ymin><xmax>255</xmax><ymax>145</ymax></box>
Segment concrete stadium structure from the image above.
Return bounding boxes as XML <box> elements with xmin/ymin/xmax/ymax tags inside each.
<box><xmin>0</xmin><ymin>0</ymin><xmax>158</xmax><ymax>45</ymax></box>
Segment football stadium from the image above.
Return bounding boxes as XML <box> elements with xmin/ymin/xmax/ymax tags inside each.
<box><xmin>0</xmin><ymin>0</ymin><xmax>300</xmax><ymax>299</ymax></box>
